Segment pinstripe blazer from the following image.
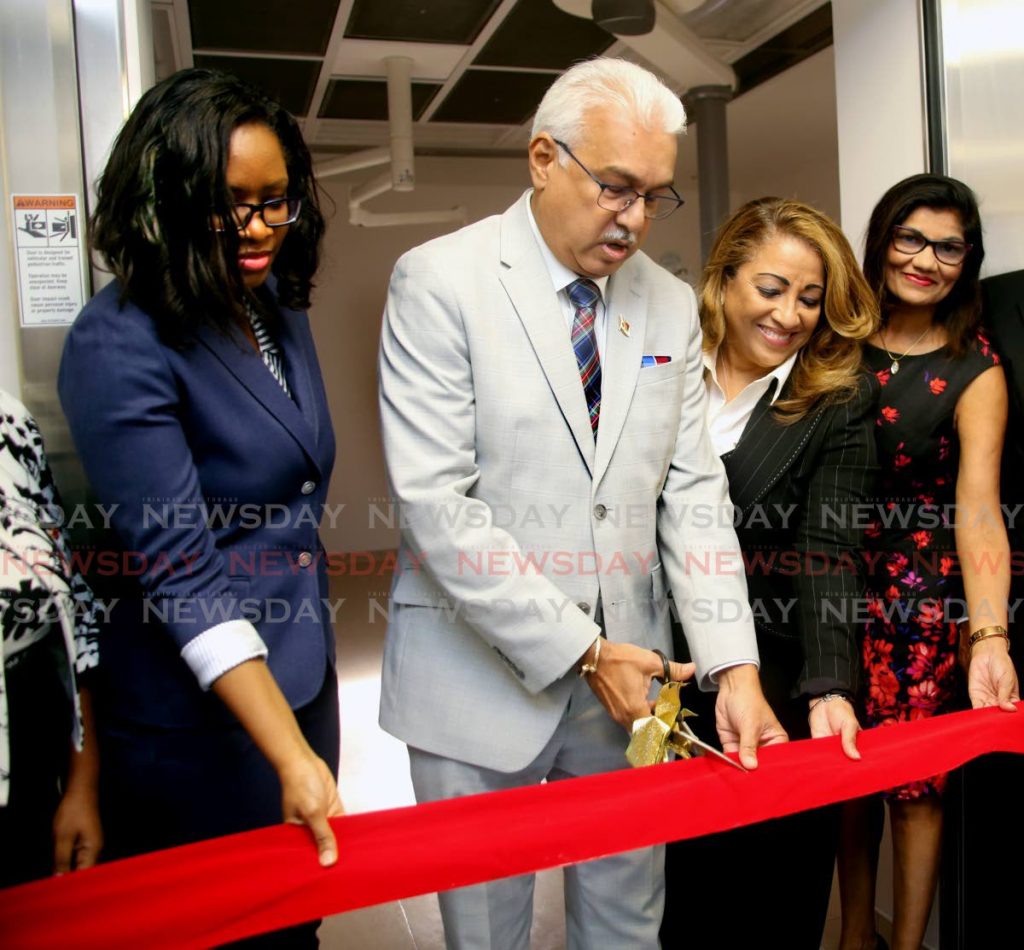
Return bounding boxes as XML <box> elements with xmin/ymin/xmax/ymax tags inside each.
<box><xmin>720</xmin><ymin>372</ymin><xmax>879</xmax><ymax>697</ymax></box>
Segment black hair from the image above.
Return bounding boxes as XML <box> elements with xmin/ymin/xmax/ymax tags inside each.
<box><xmin>863</xmin><ymin>173</ymin><xmax>984</xmax><ymax>356</ymax></box>
<box><xmin>90</xmin><ymin>67</ymin><xmax>325</xmax><ymax>344</ymax></box>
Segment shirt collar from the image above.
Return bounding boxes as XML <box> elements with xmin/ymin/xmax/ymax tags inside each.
<box><xmin>526</xmin><ymin>191</ymin><xmax>609</xmax><ymax>300</ymax></box>
<box><xmin>703</xmin><ymin>347</ymin><xmax>799</xmax><ymax>405</ymax></box>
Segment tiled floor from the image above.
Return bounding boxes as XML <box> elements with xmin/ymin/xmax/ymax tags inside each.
<box><xmin>318</xmin><ymin>570</ymin><xmax>860</xmax><ymax>950</ymax></box>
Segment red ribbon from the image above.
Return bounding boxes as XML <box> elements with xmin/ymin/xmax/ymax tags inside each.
<box><xmin>2</xmin><ymin>704</ymin><xmax>1022</xmax><ymax>949</ymax></box>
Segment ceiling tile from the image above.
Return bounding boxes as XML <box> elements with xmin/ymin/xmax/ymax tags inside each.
<box><xmin>189</xmin><ymin>0</ymin><xmax>340</xmax><ymax>56</ymax></box>
<box><xmin>733</xmin><ymin>4</ymin><xmax>832</xmax><ymax>94</ymax></box>
<box><xmin>319</xmin><ymin>79</ymin><xmax>442</xmax><ymax>120</ymax></box>
<box><xmin>474</xmin><ymin>0</ymin><xmax>614</xmax><ymax>69</ymax></box>
<box><xmin>345</xmin><ymin>0</ymin><xmax>502</xmax><ymax>45</ymax></box>
<box><xmin>430</xmin><ymin>69</ymin><xmax>556</xmax><ymax>125</ymax></box>
<box><xmin>192</xmin><ymin>55</ymin><xmax>322</xmax><ymax>116</ymax></box>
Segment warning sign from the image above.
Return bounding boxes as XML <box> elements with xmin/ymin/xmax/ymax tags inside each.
<box><xmin>12</xmin><ymin>194</ymin><xmax>87</xmax><ymax>327</ymax></box>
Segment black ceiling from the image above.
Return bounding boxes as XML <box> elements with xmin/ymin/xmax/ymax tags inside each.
<box><xmin>183</xmin><ymin>0</ymin><xmax>834</xmax><ymax>128</ymax></box>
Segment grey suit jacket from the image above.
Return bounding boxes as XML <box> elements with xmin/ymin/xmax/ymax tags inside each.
<box><xmin>378</xmin><ymin>191</ymin><xmax>758</xmax><ymax>772</ymax></box>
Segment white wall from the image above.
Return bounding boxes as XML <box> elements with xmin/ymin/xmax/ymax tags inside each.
<box><xmin>832</xmin><ymin>0</ymin><xmax>928</xmax><ymax>255</ymax></box>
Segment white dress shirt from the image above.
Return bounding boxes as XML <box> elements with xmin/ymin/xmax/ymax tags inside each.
<box><xmin>526</xmin><ymin>194</ymin><xmax>609</xmax><ymax>353</ymax></box>
<box><xmin>703</xmin><ymin>348</ymin><xmax>799</xmax><ymax>455</ymax></box>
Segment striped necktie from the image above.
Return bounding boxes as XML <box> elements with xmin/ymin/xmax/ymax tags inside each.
<box><xmin>568</xmin><ymin>278</ymin><xmax>602</xmax><ymax>436</ymax></box>
<box><xmin>247</xmin><ymin>306</ymin><xmax>292</xmax><ymax>399</ymax></box>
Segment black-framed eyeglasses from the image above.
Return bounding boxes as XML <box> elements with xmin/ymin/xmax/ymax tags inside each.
<box><xmin>210</xmin><ymin>196</ymin><xmax>302</xmax><ymax>232</ymax></box>
<box><xmin>553</xmin><ymin>139</ymin><xmax>684</xmax><ymax>221</ymax></box>
<box><xmin>891</xmin><ymin>225</ymin><xmax>971</xmax><ymax>266</ymax></box>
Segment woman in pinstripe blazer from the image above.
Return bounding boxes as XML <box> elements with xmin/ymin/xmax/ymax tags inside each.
<box><xmin>662</xmin><ymin>198</ymin><xmax>879</xmax><ymax>950</ymax></box>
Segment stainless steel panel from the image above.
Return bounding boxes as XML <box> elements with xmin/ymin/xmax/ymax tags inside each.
<box><xmin>941</xmin><ymin>0</ymin><xmax>1024</xmax><ymax>276</ymax></box>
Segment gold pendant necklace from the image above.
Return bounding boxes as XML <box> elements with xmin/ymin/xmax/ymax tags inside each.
<box><xmin>880</xmin><ymin>324</ymin><xmax>933</xmax><ymax>374</ymax></box>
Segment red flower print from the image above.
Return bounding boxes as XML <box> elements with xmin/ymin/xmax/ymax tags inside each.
<box><xmin>938</xmin><ymin>436</ymin><xmax>951</xmax><ymax>462</ymax></box>
<box><xmin>908</xmin><ymin>678</ymin><xmax>940</xmax><ymax>710</ymax></box>
<box><xmin>881</xmin><ymin>406</ymin><xmax>900</xmax><ymax>424</ymax></box>
<box><xmin>895</xmin><ymin>453</ymin><xmax>912</xmax><ymax>468</ymax></box>
<box><xmin>939</xmin><ymin>555</ymin><xmax>954</xmax><ymax>576</ymax></box>
<box><xmin>917</xmin><ymin>599</ymin><xmax>944</xmax><ymax>627</ymax></box>
<box><xmin>911</xmin><ymin>530</ymin><xmax>932</xmax><ymax>549</ymax></box>
<box><xmin>865</xmin><ymin>520</ymin><xmax>881</xmax><ymax>539</ymax></box>
<box><xmin>886</xmin><ymin>553</ymin><xmax>908</xmax><ymax>577</ymax></box>
<box><xmin>929</xmin><ymin>377</ymin><xmax>947</xmax><ymax>395</ymax></box>
<box><xmin>885</xmin><ymin>584</ymin><xmax>901</xmax><ymax>601</ymax></box>
<box><xmin>908</xmin><ymin>642</ymin><xmax>937</xmax><ymax>678</ymax></box>
<box><xmin>876</xmin><ymin>369</ymin><xmax>891</xmax><ymax>386</ymax></box>
<box><xmin>869</xmin><ymin>667</ymin><xmax>899</xmax><ymax>709</ymax></box>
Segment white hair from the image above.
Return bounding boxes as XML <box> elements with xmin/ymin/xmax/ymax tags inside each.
<box><xmin>531</xmin><ymin>58</ymin><xmax>686</xmax><ymax>161</ymax></box>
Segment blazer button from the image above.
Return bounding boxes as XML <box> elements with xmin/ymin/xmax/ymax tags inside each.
<box><xmin>594</xmin><ymin>504</ymin><xmax>607</xmax><ymax>520</ymax></box>
<box><xmin>301</xmin><ymin>480</ymin><xmax>316</xmax><ymax>495</ymax></box>
<box><xmin>297</xmin><ymin>551</ymin><xmax>313</xmax><ymax>568</ymax></box>
<box><xmin>578</xmin><ymin>602</ymin><xmax>591</xmax><ymax>615</ymax></box>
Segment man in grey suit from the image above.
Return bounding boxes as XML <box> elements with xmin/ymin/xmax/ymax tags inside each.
<box><xmin>378</xmin><ymin>58</ymin><xmax>785</xmax><ymax>948</ymax></box>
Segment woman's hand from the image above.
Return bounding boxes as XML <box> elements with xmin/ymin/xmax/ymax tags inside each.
<box><xmin>807</xmin><ymin>694</ymin><xmax>861</xmax><ymax>761</ymax></box>
<box><xmin>967</xmin><ymin>636</ymin><xmax>1019</xmax><ymax>712</ymax></box>
<box><xmin>212</xmin><ymin>660</ymin><xmax>344</xmax><ymax>866</ymax></box>
<box><xmin>279</xmin><ymin>751</ymin><xmax>345</xmax><ymax>867</ymax></box>
<box><xmin>53</xmin><ymin>687</ymin><xmax>102</xmax><ymax>873</ymax></box>
<box><xmin>52</xmin><ymin>782</ymin><xmax>103</xmax><ymax>873</ymax></box>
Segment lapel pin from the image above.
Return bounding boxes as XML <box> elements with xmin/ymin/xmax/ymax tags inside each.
<box><xmin>619</xmin><ymin>315</ymin><xmax>631</xmax><ymax>337</ymax></box>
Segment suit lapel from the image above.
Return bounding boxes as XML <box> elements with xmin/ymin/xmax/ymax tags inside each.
<box><xmin>723</xmin><ymin>382</ymin><xmax>824</xmax><ymax>507</ymax></box>
<box><xmin>196</xmin><ymin>320</ymin><xmax>324</xmax><ymax>475</ymax></box>
<box><xmin>593</xmin><ymin>264</ymin><xmax>645</xmax><ymax>487</ymax></box>
<box><xmin>498</xmin><ymin>194</ymin><xmax>596</xmax><ymax>474</ymax></box>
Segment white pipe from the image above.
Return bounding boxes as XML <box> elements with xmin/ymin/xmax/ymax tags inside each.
<box><xmin>350</xmin><ymin>206</ymin><xmax>467</xmax><ymax>228</ymax></box>
<box><xmin>349</xmin><ymin>169</ymin><xmax>393</xmax><ymax>205</ymax></box>
<box><xmin>386</xmin><ymin>55</ymin><xmax>415</xmax><ymax>192</ymax></box>
<box><xmin>315</xmin><ymin>147</ymin><xmax>391</xmax><ymax>179</ymax></box>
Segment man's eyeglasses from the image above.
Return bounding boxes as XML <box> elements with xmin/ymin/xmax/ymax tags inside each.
<box><xmin>210</xmin><ymin>196</ymin><xmax>302</xmax><ymax>232</ymax></box>
<box><xmin>890</xmin><ymin>225</ymin><xmax>971</xmax><ymax>266</ymax></box>
<box><xmin>553</xmin><ymin>139</ymin><xmax>684</xmax><ymax>221</ymax></box>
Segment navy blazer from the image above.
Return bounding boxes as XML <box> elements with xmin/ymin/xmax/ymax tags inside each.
<box><xmin>58</xmin><ymin>280</ymin><xmax>336</xmax><ymax>728</ymax></box>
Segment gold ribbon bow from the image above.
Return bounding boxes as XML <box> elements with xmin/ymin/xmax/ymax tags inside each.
<box><xmin>626</xmin><ymin>682</ymin><xmax>747</xmax><ymax>772</ymax></box>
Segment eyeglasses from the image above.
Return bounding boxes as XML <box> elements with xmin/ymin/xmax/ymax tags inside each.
<box><xmin>890</xmin><ymin>225</ymin><xmax>971</xmax><ymax>266</ymax></box>
<box><xmin>553</xmin><ymin>139</ymin><xmax>684</xmax><ymax>221</ymax></box>
<box><xmin>210</xmin><ymin>196</ymin><xmax>302</xmax><ymax>232</ymax></box>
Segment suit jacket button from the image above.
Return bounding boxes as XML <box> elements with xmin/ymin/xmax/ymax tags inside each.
<box><xmin>578</xmin><ymin>602</ymin><xmax>591</xmax><ymax>615</ymax></box>
<box><xmin>594</xmin><ymin>504</ymin><xmax>607</xmax><ymax>520</ymax></box>
<box><xmin>301</xmin><ymin>480</ymin><xmax>316</xmax><ymax>495</ymax></box>
<box><xmin>297</xmin><ymin>551</ymin><xmax>313</xmax><ymax>568</ymax></box>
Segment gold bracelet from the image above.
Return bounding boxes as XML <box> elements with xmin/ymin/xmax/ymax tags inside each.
<box><xmin>968</xmin><ymin>625</ymin><xmax>1009</xmax><ymax>648</ymax></box>
<box><xmin>579</xmin><ymin>636</ymin><xmax>602</xmax><ymax>677</ymax></box>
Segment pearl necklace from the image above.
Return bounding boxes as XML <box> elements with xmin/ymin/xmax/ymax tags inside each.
<box><xmin>880</xmin><ymin>324</ymin><xmax>933</xmax><ymax>374</ymax></box>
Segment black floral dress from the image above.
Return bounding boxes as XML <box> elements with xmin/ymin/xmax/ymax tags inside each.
<box><xmin>861</xmin><ymin>332</ymin><xmax>1000</xmax><ymax>800</ymax></box>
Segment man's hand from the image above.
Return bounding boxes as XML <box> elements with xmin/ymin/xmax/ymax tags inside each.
<box><xmin>584</xmin><ymin>639</ymin><xmax>695</xmax><ymax>730</ymax></box>
<box><xmin>967</xmin><ymin>637</ymin><xmax>1019</xmax><ymax>712</ymax></box>
<box><xmin>713</xmin><ymin>663</ymin><xmax>787</xmax><ymax>769</ymax></box>
<box><xmin>808</xmin><ymin>695</ymin><xmax>861</xmax><ymax>760</ymax></box>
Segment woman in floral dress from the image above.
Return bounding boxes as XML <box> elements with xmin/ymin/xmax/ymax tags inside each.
<box><xmin>837</xmin><ymin>175</ymin><xmax>1019</xmax><ymax>950</ymax></box>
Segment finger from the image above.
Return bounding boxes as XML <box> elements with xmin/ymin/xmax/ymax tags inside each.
<box><xmin>74</xmin><ymin>840</ymin><xmax>99</xmax><ymax>870</ymax></box>
<box><xmin>997</xmin><ymin>677</ymin><xmax>1018</xmax><ymax>712</ymax></box>
<box><xmin>840</xmin><ymin>718</ymin><xmax>861</xmax><ymax>761</ymax></box>
<box><xmin>668</xmin><ymin>661</ymin><xmax>696</xmax><ymax>684</ymax></box>
<box><xmin>306</xmin><ymin>810</ymin><xmax>338</xmax><ymax>867</ymax></box>
<box><xmin>737</xmin><ymin>721</ymin><xmax>759</xmax><ymax>770</ymax></box>
<box><xmin>53</xmin><ymin>832</ymin><xmax>73</xmax><ymax>875</ymax></box>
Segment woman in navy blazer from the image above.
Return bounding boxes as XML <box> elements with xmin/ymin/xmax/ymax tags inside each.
<box><xmin>58</xmin><ymin>68</ymin><xmax>342</xmax><ymax>927</ymax></box>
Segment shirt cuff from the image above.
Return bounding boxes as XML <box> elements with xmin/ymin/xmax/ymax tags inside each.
<box><xmin>705</xmin><ymin>657</ymin><xmax>760</xmax><ymax>689</ymax></box>
<box><xmin>180</xmin><ymin>620</ymin><xmax>268</xmax><ymax>690</ymax></box>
